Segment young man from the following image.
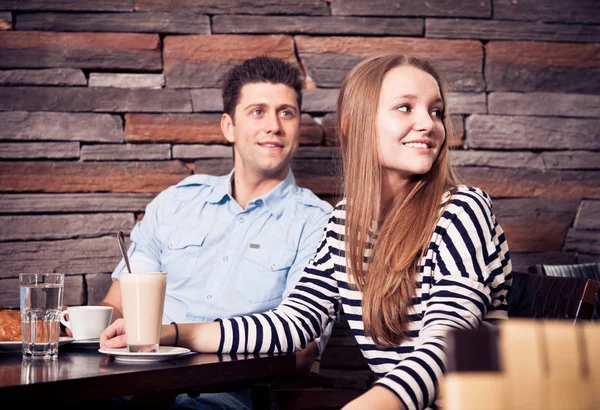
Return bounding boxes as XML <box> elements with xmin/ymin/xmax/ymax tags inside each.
<box><xmin>101</xmin><ymin>56</ymin><xmax>333</xmax><ymax>409</ymax></box>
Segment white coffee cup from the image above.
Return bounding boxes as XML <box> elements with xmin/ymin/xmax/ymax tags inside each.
<box><xmin>60</xmin><ymin>306</ymin><xmax>114</xmax><ymax>340</ymax></box>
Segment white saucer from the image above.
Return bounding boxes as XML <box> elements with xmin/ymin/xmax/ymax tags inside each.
<box><xmin>0</xmin><ymin>337</ymin><xmax>74</xmax><ymax>353</ymax></box>
<box><xmin>60</xmin><ymin>336</ymin><xmax>75</xmax><ymax>345</ymax></box>
<box><xmin>68</xmin><ymin>338</ymin><xmax>100</xmax><ymax>348</ymax></box>
<box><xmin>98</xmin><ymin>346</ymin><xmax>191</xmax><ymax>362</ymax></box>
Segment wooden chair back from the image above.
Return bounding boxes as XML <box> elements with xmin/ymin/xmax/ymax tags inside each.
<box><xmin>527</xmin><ymin>263</ymin><xmax>600</xmax><ymax>321</ymax></box>
<box><xmin>529</xmin><ymin>262</ymin><xmax>600</xmax><ymax>282</ymax></box>
<box><xmin>507</xmin><ymin>271</ymin><xmax>598</xmax><ymax>321</ymax></box>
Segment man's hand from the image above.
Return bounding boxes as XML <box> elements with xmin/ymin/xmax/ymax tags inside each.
<box><xmin>295</xmin><ymin>340</ymin><xmax>320</xmax><ymax>375</ymax></box>
<box><xmin>99</xmin><ymin>318</ymin><xmax>128</xmax><ymax>349</ymax></box>
<box><xmin>60</xmin><ymin>305</ymin><xmax>73</xmax><ymax>337</ymax></box>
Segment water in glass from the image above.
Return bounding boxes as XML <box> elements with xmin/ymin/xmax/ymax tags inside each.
<box><xmin>19</xmin><ymin>274</ymin><xmax>64</xmax><ymax>360</ymax></box>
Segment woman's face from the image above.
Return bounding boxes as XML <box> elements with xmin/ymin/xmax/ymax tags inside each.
<box><xmin>376</xmin><ymin>65</ymin><xmax>446</xmax><ymax>188</ymax></box>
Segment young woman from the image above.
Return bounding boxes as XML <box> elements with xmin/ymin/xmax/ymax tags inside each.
<box><xmin>101</xmin><ymin>54</ymin><xmax>512</xmax><ymax>410</ymax></box>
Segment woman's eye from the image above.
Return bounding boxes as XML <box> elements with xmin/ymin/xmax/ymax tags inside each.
<box><xmin>395</xmin><ymin>105</ymin><xmax>410</xmax><ymax>112</ymax></box>
<box><xmin>431</xmin><ymin>109</ymin><xmax>442</xmax><ymax>118</ymax></box>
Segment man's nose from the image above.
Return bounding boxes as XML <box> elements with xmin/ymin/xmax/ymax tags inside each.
<box><xmin>264</xmin><ymin>112</ymin><xmax>282</xmax><ymax>134</ymax></box>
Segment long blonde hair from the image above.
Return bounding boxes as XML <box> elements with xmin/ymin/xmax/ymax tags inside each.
<box><xmin>337</xmin><ymin>54</ymin><xmax>458</xmax><ymax>347</ymax></box>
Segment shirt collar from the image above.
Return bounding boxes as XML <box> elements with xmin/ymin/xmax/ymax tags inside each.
<box><xmin>206</xmin><ymin>170</ymin><xmax>235</xmax><ymax>204</ymax></box>
<box><xmin>256</xmin><ymin>169</ymin><xmax>296</xmax><ymax>218</ymax></box>
<box><xmin>206</xmin><ymin>168</ymin><xmax>297</xmax><ymax>217</ymax></box>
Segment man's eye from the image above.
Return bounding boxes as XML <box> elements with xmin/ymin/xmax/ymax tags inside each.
<box><xmin>252</xmin><ymin>109</ymin><xmax>263</xmax><ymax>115</ymax></box>
<box><xmin>280</xmin><ymin>110</ymin><xmax>293</xmax><ymax>117</ymax></box>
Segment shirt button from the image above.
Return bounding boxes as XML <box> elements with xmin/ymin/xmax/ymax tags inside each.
<box><xmin>239</xmin><ymin>217</ymin><xmax>244</xmax><ymax>223</ymax></box>
<box><xmin>223</xmin><ymin>256</ymin><xmax>228</xmax><ymax>261</ymax></box>
<box><xmin>206</xmin><ymin>295</ymin><xmax>212</xmax><ymax>300</ymax></box>
<box><xmin>271</xmin><ymin>264</ymin><xmax>276</xmax><ymax>269</ymax></box>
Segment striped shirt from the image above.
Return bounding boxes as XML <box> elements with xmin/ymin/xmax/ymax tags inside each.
<box><xmin>218</xmin><ymin>186</ymin><xmax>512</xmax><ymax>410</ymax></box>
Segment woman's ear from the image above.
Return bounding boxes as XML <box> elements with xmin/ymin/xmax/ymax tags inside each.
<box><xmin>221</xmin><ymin>113</ymin><xmax>235</xmax><ymax>143</ymax></box>
<box><xmin>340</xmin><ymin>112</ymin><xmax>349</xmax><ymax>136</ymax></box>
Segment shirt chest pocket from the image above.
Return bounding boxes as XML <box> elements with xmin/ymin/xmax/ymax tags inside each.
<box><xmin>236</xmin><ymin>246</ymin><xmax>297</xmax><ymax>304</ymax></box>
<box><xmin>162</xmin><ymin>231</ymin><xmax>209</xmax><ymax>281</ymax></box>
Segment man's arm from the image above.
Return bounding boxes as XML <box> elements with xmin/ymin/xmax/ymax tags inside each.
<box><xmin>98</xmin><ymin>280</ymin><xmax>123</xmax><ymax>322</ymax></box>
<box><xmin>99</xmin><ymin>188</ymin><xmax>172</xmax><ymax>324</ymax></box>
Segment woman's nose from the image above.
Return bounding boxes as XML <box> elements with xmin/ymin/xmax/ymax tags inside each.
<box><xmin>413</xmin><ymin>111</ymin><xmax>435</xmax><ymax>133</ymax></box>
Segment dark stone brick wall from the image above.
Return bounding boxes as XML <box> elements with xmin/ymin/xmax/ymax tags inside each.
<box><xmin>1</xmin><ymin>0</ymin><xmax>599</xmax><ymax>307</ymax></box>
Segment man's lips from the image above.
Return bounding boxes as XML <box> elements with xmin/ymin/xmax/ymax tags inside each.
<box><xmin>258</xmin><ymin>141</ymin><xmax>284</xmax><ymax>148</ymax></box>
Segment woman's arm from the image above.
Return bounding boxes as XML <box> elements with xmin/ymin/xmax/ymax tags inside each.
<box><xmin>342</xmin><ymin>386</ymin><xmax>406</xmax><ymax>410</ymax></box>
<box><xmin>100</xmin><ymin>319</ymin><xmax>222</xmax><ymax>352</ymax></box>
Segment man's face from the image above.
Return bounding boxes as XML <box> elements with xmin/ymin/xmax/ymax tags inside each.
<box><xmin>221</xmin><ymin>82</ymin><xmax>300</xmax><ymax>182</ymax></box>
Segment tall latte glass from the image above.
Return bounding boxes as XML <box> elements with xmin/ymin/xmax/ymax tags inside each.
<box><xmin>19</xmin><ymin>273</ymin><xmax>65</xmax><ymax>360</ymax></box>
<box><xmin>119</xmin><ymin>272</ymin><xmax>167</xmax><ymax>352</ymax></box>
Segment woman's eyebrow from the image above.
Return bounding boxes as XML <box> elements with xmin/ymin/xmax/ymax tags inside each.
<box><xmin>391</xmin><ymin>94</ymin><xmax>417</xmax><ymax>101</ymax></box>
<box><xmin>390</xmin><ymin>95</ymin><xmax>443</xmax><ymax>105</ymax></box>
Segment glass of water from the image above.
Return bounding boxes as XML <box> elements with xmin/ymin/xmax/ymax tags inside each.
<box><xmin>19</xmin><ymin>273</ymin><xmax>65</xmax><ymax>360</ymax></box>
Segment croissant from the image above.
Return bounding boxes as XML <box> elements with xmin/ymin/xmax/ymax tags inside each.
<box><xmin>0</xmin><ymin>309</ymin><xmax>22</xmax><ymax>342</ymax></box>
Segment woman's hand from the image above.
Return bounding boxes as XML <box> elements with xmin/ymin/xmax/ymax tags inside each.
<box><xmin>99</xmin><ymin>318</ymin><xmax>128</xmax><ymax>349</ymax></box>
<box><xmin>342</xmin><ymin>386</ymin><xmax>405</xmax><ymax>410</ymax></box>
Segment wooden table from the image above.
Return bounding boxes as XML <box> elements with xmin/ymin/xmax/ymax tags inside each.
<box><xmin>0</xmin><ymin>344</ymin><xmax>296</xmax><ymax>407</ymax></box>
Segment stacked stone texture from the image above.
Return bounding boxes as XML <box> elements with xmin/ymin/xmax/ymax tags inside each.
<box><xmin>0</xmin><ymin>0</ymin><xmax>599</xmax><ymax>307</ymax></box>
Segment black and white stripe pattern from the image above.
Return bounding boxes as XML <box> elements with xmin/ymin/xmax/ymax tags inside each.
<box><xmin>219</xmin><ymin>186</ymin><xmax>512</xmax><ymax>410</ymax></box>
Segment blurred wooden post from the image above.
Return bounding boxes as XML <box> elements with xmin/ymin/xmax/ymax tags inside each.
<box><xmin>499</xmin><ymin>320</ymin><xmax>545</xmax><ymax>410</ymax></box>
<box><xmin>582</xmin><ymin>323</ymin><xmax>600</xmax><ymax>406</ymax></box>
<box><xmin>442</xmin><ymin>320</ymin><xmax>599</xmax><ymax>410</ymax></box>
<box><xmin>441</xmin><ymin>326</ymin><xmax>506</xmax><ymax>410</ymax></box>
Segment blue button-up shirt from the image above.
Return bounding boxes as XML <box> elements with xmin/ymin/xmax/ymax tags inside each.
<box><xmin>112</xmin><ymin>169</ymin><xmax>333</xmax><ymax>327</ymax></box>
